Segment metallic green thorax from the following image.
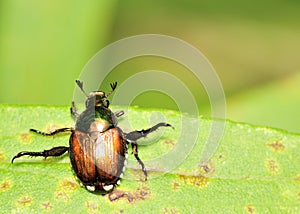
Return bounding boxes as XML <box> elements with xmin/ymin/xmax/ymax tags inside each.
<box><xmin>75</xmin><ymin>106</ymin><xmax>117</xmax><ymax>133</ymax></box>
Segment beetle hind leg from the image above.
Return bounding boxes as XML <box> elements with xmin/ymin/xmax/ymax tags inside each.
<box><xmin>124</xmin><ymin>122</ymin><xmax>173</xmax><ymax>180</ymax></box>
<box><xmin>131</xmin><ymin>142</ymin><xmax>147</xmax><ymax>180</ymax></box>
<box><xmin>12</xmin><ymin>146</ymin><xmax>69</xmax><ymax>163</ymax></box>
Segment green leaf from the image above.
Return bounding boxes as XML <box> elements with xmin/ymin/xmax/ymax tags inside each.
<box><xmin>0</xmin><ymin>104</ymin><xmax>299</xmax><ymax>213</ymax></box>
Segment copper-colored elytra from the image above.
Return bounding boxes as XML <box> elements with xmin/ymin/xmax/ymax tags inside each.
<box><xmin>70</xmin><ymin>128</ymin><xmax>126</xmax><ymax>183</ymax></box>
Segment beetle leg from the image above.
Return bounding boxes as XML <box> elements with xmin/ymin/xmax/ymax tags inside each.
<box><xmin>131</xmin><ymin>142</ymin><xmax>147</xmax><ymax>180</ymax></box>
<box><xmin>124</xmin><ymin>123</ymin><xmax>173</xmax><ymax>180</ymax></box>
<box><xmin>30</xmin><ymin>127</ymin><xmax>73</xmax><ymax>136</ymax></box>
<box><xmin>70</xmin><ymin>101</ymin><xmax>79</xmax><ymax>119</ymax></box>
<box><xmin>114</xmin><ymin>110</ymin><xmax>124</xmax><ymax>118</ymax></box>
<box><xmin>124</xmin><ymin>122</ymin><xmax>173</xmax><ymax>141</ymax></box>
<box><xmin>11</xmin><ymin>146</ymin><xmax>69</xmax><ymax>163</ymax></box>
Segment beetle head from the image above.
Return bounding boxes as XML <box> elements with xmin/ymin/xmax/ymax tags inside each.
<box><xmin>86</xmin><ymin>91</ymin><xmax>110</xmax><ymax>108</ymax></box>
<box><xmin>75</xmin><ymin>80</ymin><xmax>117</xmax><ymax>109</ymax></box>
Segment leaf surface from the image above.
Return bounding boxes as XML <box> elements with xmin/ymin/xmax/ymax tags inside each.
<box><xmin>0</xmin><ymin>104</ymin><xmax>299</xmax><ymax>213</ymax></box>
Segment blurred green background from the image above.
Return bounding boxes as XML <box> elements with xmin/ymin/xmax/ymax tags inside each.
<box><xmin>0</xmin><ymin>0</ymin><xmax>299</xmax><ymax>133</ymax></box>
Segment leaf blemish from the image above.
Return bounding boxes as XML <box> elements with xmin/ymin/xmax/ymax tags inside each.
<box><xmin>19</xmin><ymin>132</ymin><xmax>32</xmax><ymax>144</ymax></box>
<box><xmin>172</xmin><ymin>181</ymin><xmax>180</xmax><ymax>190</ymax></box>
<box><xmin>198</xmin><ymin>160</ymin><xmax>215</xmax><ymax>175</ymax></box>
<box><xmin>134</xmin><ymin>186</ymin><xmax>151</xmax><ymax>201</ymax></box>
<box><xmin>55</xmin><ymin>178</ymin><xmax>78</xmax><ymax>202</ymax></box>
<box><xmin>295</xmin><ymin>174</ymin><xmax>300</xmax><ymax>184</ymax></box>
<box><xmin>267</xmin><ymin>140</ymin><xmax>285</xmax><ymax>152</ymax></box>
<box><xmin>0</xmin><ymin>151</ymin><xmax>5</xmax><ymax>162</ymax></box>
<box><xmin>245</xmin><ymin>204</ymin><xmax>255</xmax><ymax>213</ymax></box>
<box><xmin>60</xmin><ymin>178</ymin><xmax>78</xmax><ymax>191</ymax></box>
<box><xmin>0</xmin><ymin>179</ymin><xmax>12</xmax><ymax>191</ymax></box>
<box><xmin>164</xmin><ymin>139</ymin><xmax>175</xmax><ymax>146</ymax></box>
<box><xmin>109</xmin><ymin>186</ymin><xmax>151</xmax><ymax>203</ymax></box>
<box><xmin>41</xmin><ymin>201</ymin><xmax>53</xmax><ymax>210</ymax></box>
<box><xmin>55</xmin><ymin>191</ymin><xmax>69</xmax><ymax>202</ymax></box>
<box><xmin>109</xmin><ymin>190</ymin><xmax>132</xmax><ymax>202</ymax></box>
<box><xmin>265</xmin><ymin>159</ymin><xmax>279</xmax><ymax>174</ymax></box>
<box><xmin>86</xmin><ymin>201</ymin><xmax>98</xmax><ymax>211</ymax></box>
<box><xmin>162</xmin><ymin>207</ymin><xmax>180</xmax><ymax>214</ymax></box>
<box><xmin>178</xmin><ymin>174</ymin><xmax>210</xmax><ymax>188</ymax></box>
<box><xmin>17</xmin><ymin>195</ymin><xmax>32</xmax><ymax>206</ymax></box>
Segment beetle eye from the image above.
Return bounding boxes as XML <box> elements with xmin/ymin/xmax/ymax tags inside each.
<box><xmin>104</xmin><ymin>100</ymin><xmax>109</xmax><ymax>108</ymax></box>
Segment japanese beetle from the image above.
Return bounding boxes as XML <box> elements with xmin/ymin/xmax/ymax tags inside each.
<box><xmin>12</xmin><ymin>80</ymin><xmax>173</xmax><ymax>193</ymax></box>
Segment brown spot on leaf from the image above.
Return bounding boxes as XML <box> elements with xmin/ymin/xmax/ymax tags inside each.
<box><xmin>245</xmin><ymin>205</ymin><xmax>255</xmax><ymax>213</ymax></box>
<box><xmin>112</xmin><ymin>210</ymin><xmax>125</xmax><ymax>214</ymax></box>
<box><xmin>109</xmin><ymin>190</ymin><xmax>132</xmax><ymax>202</ymax></box>
<box><xmin>198</xmin><ymin>160</ymin><xmax>215</xmax><ymax>175</ymax></box>
<box><xmin>134</xmin><ymin>186</ymin><xmax>151</xmax><ymax>201</ymax></box>
<box><xmin>55</xmin><ymin>191</ymin><xmax>70</xmax><ymax>202</ymax></box>
<box><xmin>41</xmin><ymin>202</ymin><xmax>53</xmax><ymax>210</ymax></box>
<box><xmin>178</xmin><ymin>174</ymin><xmax>210</xmax><ymax>188</ymax></box>
<box><xmin>55</xmin><ymin>178</ymin><xmax>78</xmax><ymax>202</ymax></box>
<box><xmin>172</xmin><ymin>181</ymin><xmax>180</xmax><ymax>190</ymax></box>
<box><xmin>19</xmin><ymin>132</ymin><xmax>32</xmax><ymax>144</ymax></box>
<box><xmin>265</xmin><ymin>159</ymin><xmax>279</xmax><ymax>174</ymax></box>
<box><xmin>162</xmin><ymin>207</ymin><xmax>180</xmax><ymax>214</ymax></box>
<box><xmin>164</xmin><ymin>139</ymin><xmax>175</xmax><ymax>146</ymax></box>
<box><xmin>295</xmin><ymin>174</ymin><xmax>300</xmax><ymax>184</ymax></box>
<box><xmin>17</xmin><ymin>195</ymin><xmax>32</xmax><ymax>206</ymax></box>
<box><xmin>0</xmin><ymin>151</ymin><xmax>5</xmax><ymax>161</ymax></box>
<box><xmin>267</xmin><ymin>140</ymin><xmax>285</xmax><ymax>152</ymax></box>
<box><xmin>109</xmin><ymin>186</ymin><xmax>151</xmax><ymax>203</ymax></box>
<box><xmin>60</xmin><ymin>179</ymin><xmax>78</xmax><ymax>191</ymax></box>
<box><xmin>0</xmin><ymin>179</ymin><xmax>12</xmax><ymax>191</ymax></box>
<box><xmin>86</xmin><ymin>201</ymin><xmax>98</xmax><ymax>212</ymax></box>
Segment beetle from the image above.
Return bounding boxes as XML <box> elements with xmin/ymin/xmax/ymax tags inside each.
<box><xmin>12</xmin><ymin>80</ymin><xmax>173</xmax><ymax>193</ymax></box>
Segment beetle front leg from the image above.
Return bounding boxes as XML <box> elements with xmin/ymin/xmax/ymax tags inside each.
<box><xmin>124</xmin><ymin>122</ymin><xmax>173</xmax><ymax>141</ymax></box>
<box><xmin>70</xmin><ymin>101</ymin><xmax>79</xmax><ymax>119</ymax></box>
<box><xmin>12</xmin><ymin>146</ymin><xmax>69</xmax><ymax>163</ymax></box>
<box><xmin>114</xmin><ymin>110</ymin><xmax>124</xmax><ymax>118</ymax></box>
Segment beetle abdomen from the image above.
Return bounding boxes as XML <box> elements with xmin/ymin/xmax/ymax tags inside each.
<box><xmin>69</xmin><ymin>128</ymin><xmax>127</xmax><ymax>192</ymax></box>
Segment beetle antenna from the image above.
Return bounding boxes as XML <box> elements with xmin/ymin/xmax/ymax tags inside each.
<box><xmin>106</xmin><ymin>82</ymin><xmax>117</xmax><ymax>97</ymax></box>
<box><xmin>76</xmin><ymin>80</ymin><xmax>89</xmax><ymax>97</ymax></box>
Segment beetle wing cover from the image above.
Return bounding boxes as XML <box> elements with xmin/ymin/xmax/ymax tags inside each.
<box><xmin>70</xmin><ymin>131</ymin><xmax>96</xmax><ymax>184</ymax></box>
<box><xmin>94</xmin><ymin>128</ymin><xmax>126</xmax><ymax>181</ymax></box>
<box><xmin>70</xmin><ymin>128</ymin><xmax>126</xmax><ymax>186</ymax></box>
